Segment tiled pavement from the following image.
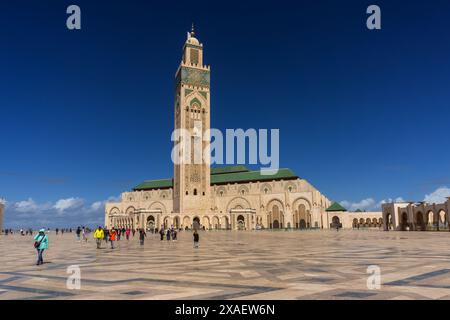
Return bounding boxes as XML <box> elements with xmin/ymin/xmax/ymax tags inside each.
<box><xmin>1</xmin><ymin>230</ymin><xmax>450</xmax><ymax>299</ymax></box>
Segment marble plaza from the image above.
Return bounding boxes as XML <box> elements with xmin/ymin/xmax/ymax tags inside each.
<box><xmin>2</xmin><ymin>230</ymin><xmax>450</xmax><ymax>300</ymax></box>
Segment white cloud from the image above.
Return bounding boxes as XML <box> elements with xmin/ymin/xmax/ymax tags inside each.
<box><xmin>424</xmin><ymin>187</ymin><xmax>450</xmax><ymax>204</ymax></box>
<box><xmin>53</xmin><ymin>197</ymin><xmax>84</xmax><ymax>213</ymax></box>
<box><xmin>90</xmin><ymin>201</ymin><xmax>103</xmax><ymax>212</ymax></box>
<box><xmin>14</xmin><ymin>198</ymin><xmax>40</xmax><ymax>213</ymax></box>
<box><xmin>341</xmin><ymin>196</ymin><xmax>406</xmax><ymax>212</ymax></box>
<box><xmin>340</xmin><ymin>198</ymin><xmax>376</xmax><ymax>211</ymax></box>
<box><xmin>3</xmin><ymin>195</ymin><xmax>118</xmax><ymax>228</ymax></box>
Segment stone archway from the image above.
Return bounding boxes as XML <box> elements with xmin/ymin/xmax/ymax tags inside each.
<box><xmin>212</xmin><ymin>216</ymin><xmax>220</xmax><ymax>230</ymax></box>
<box><xmin>331</xmin><ymin>216</ymin><xmax>341</xmax><ymax>229</ymax></box>
<box><xmin>267</xmin><ymin>199</ymin><xmax>284</xmax><ymax>229</ymax></box>
<box><xmin>401</xmin><ymin>212</ymin><xmax>409</xmax><ymax>231</ymax></box>
<box><xmin>427</xmin><ymin>211</ymin><xmax>434</xmax><ymax>230</ymax></box>
<box><xmin>193</xmin><ymin>216</ymin><xmax>200</xmax><ymax>230</ymax></box>
<box><xmin>385</xmin><ymin>213</ymin><xmax>392</xmax><ymax>230</ymax></box>
<box><xmin>221</xmin><ymin>216</ymin><xmax>230</xmax><ymax>230</ymax></box>
<box><xmin>292</xmin><ymin>198</ymin><xmax>312</xmax><ymax>230</ymax></box>
<box><xmin>438</xmin><ymin>210</ymin><xmax>448</xmax><ymax>230</ymax></box>
<box><xmin>237</xmin><ymin>215</ymin><xmax>245</xmax><ymax>230</ymax></box>
<box><xmin>299</xmin><ymin>219</ymin><xmax>307</xmax><ymax>229</ymax></box>
<box><xmin>163</xmin><ymin>216</ymin><xmax>171</xmax><ymax>229</ymax></box>
<box><xmin>415</xmin><ymin>212</ymin><xmax>425</xmax><ymax>231</ymax></box>
<box><xmin>146</xmin><ymin>215</ymin><xmax>155</xmax><ymax>230</ymax></box>
<box><xmin>173</xmin><ymin>216</ymin><xmax>180</xmax><ymax>229</ymax></box>
<box><xmin>202</xmin><ymin>216</ymin><xmax>210</xmax><ymax>230</ymax></box>
<box><xmin>183</xmin><ymin>216</ymin><xmax>191</xmax><ymax>230</ymax></box>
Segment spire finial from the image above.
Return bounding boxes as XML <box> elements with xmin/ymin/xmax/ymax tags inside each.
<box><xmin>191</xmin><ymin>23</ymin><xmax>195</xmax><ymax>36</ymax></box>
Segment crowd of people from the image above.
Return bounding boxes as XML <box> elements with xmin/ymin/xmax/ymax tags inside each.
<box><xmin>92</xmin><ymin>225</ymin><xmax>188</xmax><ymax>249</ymax></box>
<box><xmin>1</xmin><ymin>225</ymin><xmax>202</xmax><ymax>266</ymax></box>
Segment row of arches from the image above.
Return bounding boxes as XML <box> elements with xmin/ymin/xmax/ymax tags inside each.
<box><xmin>144</xmin><ymin>215</ymin><xmax>232</xmax><ymax>230</ymax></box>
<box><xmin>383</xmin><ymin>209</ymin><xmax>449</xmax><ymax>231</ymax></box>
<box><xmin>352</xmin><ymin>217</ymin><xmax>383</xmax><ymax>228</ymax></box>
<box><xmin>400</xmin><ymin>210</ymin><xmax>448</xmax><ymax>231</ymax></box>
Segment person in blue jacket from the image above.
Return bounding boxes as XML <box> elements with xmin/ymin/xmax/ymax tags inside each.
<box><xmin>33</xmin><ymin>229</ymin><xmax>49</xmax><ymax>265</ymax></box>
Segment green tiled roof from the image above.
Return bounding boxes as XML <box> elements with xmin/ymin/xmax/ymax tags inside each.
<box><xmin>211</xmin><ymin>165</ymin><xmax>249</xmax><ymax>175</ymax></box>
<box><xmin>326</xmin><ymin>202</ymin><xmax>347</xmax><ymax>212</ymax></box>
<box><xmin>211</xmin><ymin>168</ymin><xmax>297</xmax><ymax>185</ymax></box>
<box><xmin>133</xmin><ymin>166</ymin><xmax>298</xmax><ymax>191</ymax></box>
<box><xmin>133</xmin><ymin>179</ymin><xmax>173</xmax><ymax>191</ymax></box>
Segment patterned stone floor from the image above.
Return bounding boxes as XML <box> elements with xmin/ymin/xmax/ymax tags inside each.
<box><xmin>1</xmin><ymin>229</ymin><xmax>450</xmax><ymax>300</ymax></box>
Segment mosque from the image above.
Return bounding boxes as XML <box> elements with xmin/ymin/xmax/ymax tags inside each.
<box><xmin>104</xmin><ymin>27</ymin><xmax>382</xmax><ymax>231</ymax></box>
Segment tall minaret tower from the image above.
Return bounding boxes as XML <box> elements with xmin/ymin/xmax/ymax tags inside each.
<box><xmin>173</xmin><ymin>25</ymin><xmax>211</xmax><ymax>215</ymax></box>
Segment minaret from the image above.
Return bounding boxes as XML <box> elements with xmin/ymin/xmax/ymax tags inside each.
<box><xmin>173</xmin><ymin>26</ymin><xmax>211</xmax><ymax>215</ymax></box>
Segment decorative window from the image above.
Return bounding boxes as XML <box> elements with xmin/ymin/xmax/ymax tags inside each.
<box><xmin>194</xmin><ymin>189</ymin><xmax>198</xmax><ymax>195</ymax></box>
<box><xmin>190</xmin><ymin>49</ymin><xmax>199</xmax><ymax>65</ymax></box>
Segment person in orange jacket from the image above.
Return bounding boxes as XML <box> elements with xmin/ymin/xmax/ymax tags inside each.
<box><xmin>109</xmin><ymin>228</ymin><xmax>117</xmax><ymax>249</ymax></box>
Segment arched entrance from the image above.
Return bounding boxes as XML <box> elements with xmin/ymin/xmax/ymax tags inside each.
<box><xmin>173</xmin><ymin>216</ymin><xmax>180</xmax><ymax>229</ymax></box>
<box><xmin>427</xmin><ymin>211</ymin><xmax>434</xmax><ymax>230</ymax></box>
<box><xmin>237</xmin><ymin>215</ymin><xmax>245</xmax><ymax>230</ymax></box>
<box><xmin>385</xmin><ymin>213</ymin><xmax>392</xmax><ymax>230</ymax></box>
<box><xmin>163</xmin><ymin>216</ymin><xmax>170</xmax><ymax>229</ymax></box>
<box><xmin>273</xmin><ymin>220</ymin><xmax>280</xmax><ymax>229</ymax></box>
<box><xmin>401</xmin><ymin>212</ymin><xmax>408</xmax><ymax>231</ymax></box>
<box><xmin>221</xmin><ymin>216</ymin><xmax>229</xmax><ymax>230</ymax></box>
<box><xmin>146</xmin><ymin>215</ymin><xmax>155</xmax><ymax>230</ymax></box>
<box><xmin>183</xmin><ymin>216</ymin><xmax>191</xmax><ymax>229</ymax></box>
<box><xmin>270</xmin><ymin>204</ymin><xmax>283</xmax><ymax>229</ymax></box>
<box><xmin>299</xmin><ymin>219</ymin><xmax>306</xmax><ymax>229</ymax></box>
<box><xmin>193</xmin><ymin>217</ymin><xmax>200</xmax><ymax>230</ymax></box>
<box><xmin>331</xmin><ymin>216</ymin><xmax>341</xmax><ymax>229</ymax></box>
<box><xmin>212</xmin><ymin>216</ymin><xmax>220</xmax><ymax>230</ymax></box>
<box><xmin>438</xmin><ymin>210</ymin><xmax>448</xmax><ymax>230</ymax></box>
<box><xmin>415</xmin><ymin>212</ymin><xmax>425</xmax><ymax>231</ymax></box>
<box><xmin>202</xmin><ymin>216</ymin><xmax>210</xmax><ymax>230</ymax></box>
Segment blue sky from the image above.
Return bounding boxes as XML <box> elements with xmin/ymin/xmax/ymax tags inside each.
<box><xmin>1</xmin><ymin>0</ymin><xmax>450</xmax><ymax>228</ymax></box>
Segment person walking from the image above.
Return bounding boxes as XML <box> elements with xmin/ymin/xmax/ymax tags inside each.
<box><xmin>94</xmin><ymin>227</ymin><xmax>104</xmax><ymax>249</ymax></box>
<box><xmin>76</xmin><ymin>226</ymin><xmax>81</xmax><ymax>242</ymax></box>
<box><xmin>109</xmin><ymin>228</ymin><xmax>117</xmax><ymax>249</ymax></box>
<box><xmin>34</xmin><ymin>229</ymin><xmax>49</xmax><ymax>265</ymax></box>
<box><xmin>82</xmin><ymin>227</ymin><xmax>88</xmax><ymax>242</ymax></box>
<box><xmin>172</xmin><ymin>229</ymin><xmax>178</xmax><ymax>241</ymax></box>
<box><xmin>193</xmin><ymin>230</ymin><xmax>199</xmax><ymax>248</ymax></box>
<box><xmin>104</xmin><ymin>228</ymin><xmax>109</xmax><ymax>243</ymax></box>
<box><xmin>139</xmin><ymin>228</ymin><xmax>147</xmax><ymax>246</ymax></box>
<box><xmin>125</xmin><ymin>228</ymin><xmax>130</xmax><ymax>241</ymax></box>
<box><xmin>159</xmin><ymin>228</ymin><xmax>164</xmax><ymax>241</ymax></box>
<box><xmin>166</xmin><ymin>229</ymin><xmax>171</xmax><ymax>241</ymax></box>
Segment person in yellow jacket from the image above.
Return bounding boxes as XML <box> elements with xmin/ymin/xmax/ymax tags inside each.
<box><xmin>94</xmin><ymin>227</ymin><xmax>104</xmax><ymax>249</ymax></box>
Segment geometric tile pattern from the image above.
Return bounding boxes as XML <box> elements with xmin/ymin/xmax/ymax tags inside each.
<box><xmin>1</xmin><ymin>230</ymin><xmax>450</xmax><ymax>299</ymax></box>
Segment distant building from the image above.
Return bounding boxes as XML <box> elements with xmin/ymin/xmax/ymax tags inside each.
<box><xmin>382</xmin><ymin>199</ymin><xmax>450</xmax><ymax>231</ymax></box>
<box><xmin>325</xmin><ymin>202</ymin><xmax>382</xmax><ymax>229</ymax></box>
